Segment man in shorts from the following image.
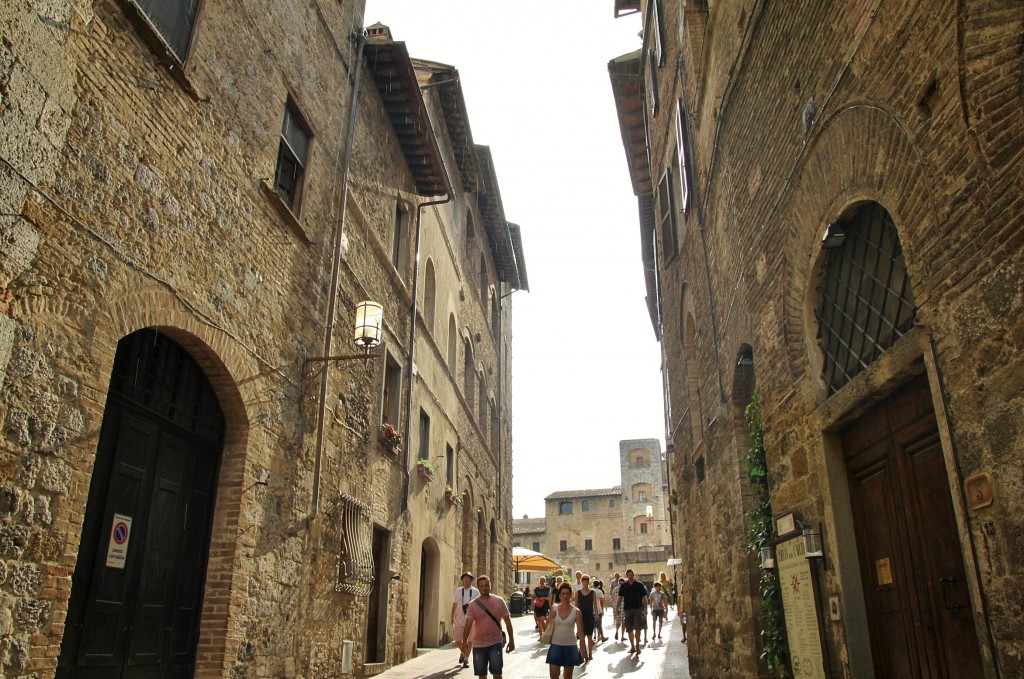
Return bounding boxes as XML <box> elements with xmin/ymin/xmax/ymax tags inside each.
<box><xmin>616</xmin><ymin>569</ymin><xmax>648</xmax><ymax>655</ymax></box>
<box><xmin>463</xmin><ymin>575</ymin><xmax>515</xmax><ymax>678</ymax></box>
<box><xmin>649</xmin><ymin>581</ymin><xmax>667</xmax><ymax>639</ymax></box>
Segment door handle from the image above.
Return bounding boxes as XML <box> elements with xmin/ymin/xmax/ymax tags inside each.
<box><xmin>939</xmin><ymin>576</ymin><xmax>961</xmax><ymax>612</ymax></box>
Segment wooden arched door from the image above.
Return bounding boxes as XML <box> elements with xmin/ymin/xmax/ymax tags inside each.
<box><xmin>58</xmin><ymin>330</ymin><xmax>225</xmax><ymax>678</ymax></box>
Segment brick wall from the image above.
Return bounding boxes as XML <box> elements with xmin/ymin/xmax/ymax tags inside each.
<box><xmin>626</xmin><ymin>0</ymin><xmax>1024</xmax><ymax>676</ymax></box>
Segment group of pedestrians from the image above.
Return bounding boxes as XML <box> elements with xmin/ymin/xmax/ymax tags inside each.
<box><xmin>450</xmin><ymin>568</ymin><xmax>678</xmax><ymax>679</ymax></box>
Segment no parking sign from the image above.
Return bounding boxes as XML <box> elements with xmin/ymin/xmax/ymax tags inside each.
<box><xmin>105</xmin><ymin>513</ymin><xmax>133</xmax><ymax>569</ymax></box>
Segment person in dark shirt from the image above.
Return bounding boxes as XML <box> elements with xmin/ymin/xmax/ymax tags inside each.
<box><xmin>616</xmin><ymin>569</ymin><xmax>648</xmax><ymax>654</ymax></box>
<box><xmin>533</xmin><ymin>576</ymin><xmax>552</xmax><ymax>637</ymax></box>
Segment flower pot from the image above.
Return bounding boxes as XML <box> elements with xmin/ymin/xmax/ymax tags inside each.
<box><xmin>417</xmin><ymin>465</ymin><xmax>433</xmax><ymax>481</ymax></box>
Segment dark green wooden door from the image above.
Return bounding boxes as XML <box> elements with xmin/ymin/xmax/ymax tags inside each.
<box><xmin>59</xmin><ymin>330</ymin><xmax>223</xmax><ymax>678</ymax></box>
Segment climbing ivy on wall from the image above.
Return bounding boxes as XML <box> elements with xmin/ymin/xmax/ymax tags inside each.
<box><xmin>744</xmin><ymin>392</ymin><xmax>791</xmax><ymax>677</ymax></box>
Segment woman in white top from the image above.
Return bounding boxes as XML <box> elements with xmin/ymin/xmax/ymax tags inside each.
<box><xmin>545</xmin><ymin>583</ymin><xmax>584</xmax><ymax>678</ymax></box>
<box><xmin>450</xmin><ymin>572</ymin><xmax>479</xmax><ymax>668</ymax></box>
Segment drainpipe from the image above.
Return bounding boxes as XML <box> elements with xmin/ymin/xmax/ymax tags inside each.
<box><xmin>312</xmin><ymin>29</ymin><xmax>367</xmax><ymax>517</ymax></box>
<box><xmin>401</xmin><ymin>187</ymin><xmax>453</xmax><ymax>512</ymax></box>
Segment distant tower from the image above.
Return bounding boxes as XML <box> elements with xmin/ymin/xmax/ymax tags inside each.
<box><xmin>618</xmin><ymin>439</ymin><xmax>667</xmax><ymax>552</ymax></box>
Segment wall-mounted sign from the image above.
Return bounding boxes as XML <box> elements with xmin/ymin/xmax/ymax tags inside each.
<box><xmin>777</xmin><ymin>535</ymin><xmax>826</xmax><ymax>678</ymax></box>
<box><xmin>875</xmin><ymin>557</ymin><xmax>893</xmax><ymax>587</ymax></box>
<box><xmin>105</xmin><ymin>513</ymin><xmax>133</xmax><ymax>569</ymax></box>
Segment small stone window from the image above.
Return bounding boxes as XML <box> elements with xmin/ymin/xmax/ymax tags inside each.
<box><xmin>582</xmin><ymin>500</ymin><xmax>590</xmax><ymax>512</ymax></box>
<box><xmin>274</xmin><ymin>102</ymin><xmax>311</xmax><ymax>212</ymax></box>
<box><xmin>613</xmin><ymin>538</ymin><xmax>622</xmax><ymax>551</ymax></box>
<box><xmin>585</xmin><ymin>539</ymin><xmax>593</xmax><ymax>551</ymax></box>
<box><xmin>559</xmin><ymin>540</ymin><xmax>568</xmax><ymax>552</ymax></box>
<box><xmin>559</xmin><ymin>501</ymin><xmax>573</xmax><ymax>515</ymax></box>
<box><xmin>129</xmin><ymin>0</ymin><xmax>199</xmax><ymax>63</ymax></box>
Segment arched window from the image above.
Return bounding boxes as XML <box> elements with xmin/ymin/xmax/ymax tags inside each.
<box><xmin>464</xmin><ymin>345</ymin><xmax>475</xmax><ymax>403</ymax></box>
<box><xmin>816</xmin><ymin>202</ymin><xmax>917</xmax><ymax>395</ymax></box>
<box><xmin>423</xmin><ymin>259</ymin><xmax>436</xmax><ymax>334</ymax></box>
<box><xmin>447</xmin><ymin>315</ymin><xmax>458</xmax><ymax>368</ymax></box>
<box><xmin>559</xmin><ymin>501</ymin><xmax>573</xmax><ymax>515</ymax></box>
<box><xmin>479</xmin><ymin>254</ymin><xmax>487</xmax><ymax>304</ymax></box>
<box><xmin>491</xmin><ymin>295</ymin><xmax>500</xmax><ymax>338</ymax></box>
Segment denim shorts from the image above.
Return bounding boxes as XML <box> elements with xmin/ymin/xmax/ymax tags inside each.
<box><xmin>472</xmin><ymin>643</ymin><xmax>503</xmax><ymax>676</ymax></box>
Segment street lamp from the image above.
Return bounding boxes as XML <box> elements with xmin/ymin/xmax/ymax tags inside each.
<box><xmin>305</xmin><ymin>301</ymin><xmax>385</xmax><ymax>372</ymax></box>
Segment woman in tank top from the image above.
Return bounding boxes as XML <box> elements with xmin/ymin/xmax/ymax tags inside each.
<box><xmin>544</xmin><ymin>583</ymin><xmax>584</xmax><ymax>678</ymax></box>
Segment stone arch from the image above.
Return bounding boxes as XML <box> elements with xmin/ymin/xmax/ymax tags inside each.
<box><xmin>782</xmin><ymin>104</ymin><xmax>940</xmax><ymax>389</ymax></box>
<box><xmin>476</xmin><ymin>508</ymin><xmax>488</xmax><ymax>578</ymax></box>
<box><xmin>85</xmin><ymin>285</ymin><xmax>255</xmax><ymax>678</ymax></box>
<box><xmin>423</xmin><ymin>258</ymin><xmax>436</xmax><ymax>334</ymax></box>
<box><xmin>958</xmin><ymin>1</ymin><xmax>1024</xmax><ymax>178</ymax></box>
<box><xmin>447</xmin><ymin>313</ymin><xmax>458</xmax><ymax>369</ymax></box>
<box><xmin>488</xmin><ymin>518</ymin><xmax>498</xmax><ymax>587</ymax></box>
<box><xmin>463</xmin><ymin>337</ymin><xmax>475</xmax><ymax>404</ymax></box>
<box><xmin>461</xmin><ymin>477</ymin><xmax>476</xmax><ymax>575</ymax></box>
<box><xmin>418</xmin><ymin>536</ymin><xmax>442</xmax><ymax>647</ymax></box>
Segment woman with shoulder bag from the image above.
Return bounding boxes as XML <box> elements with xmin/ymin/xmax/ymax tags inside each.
<box><xmin>544</xmin><ymin>583</ymin><xmax>584</xmax><ymax>678</ymax></box>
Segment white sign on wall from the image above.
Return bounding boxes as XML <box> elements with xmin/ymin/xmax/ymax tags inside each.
<box><xmin>105</xmin><ymin>513</ymin><xmax>133</xmax><ymax>569</ymax></box>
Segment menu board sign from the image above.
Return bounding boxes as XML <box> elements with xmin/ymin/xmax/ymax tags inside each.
<box><xmin>776</xmin><ymin>535</ymin><xmax>825</xmax><ymax>678</ymax></box>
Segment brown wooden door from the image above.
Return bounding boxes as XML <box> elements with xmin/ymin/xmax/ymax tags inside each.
<box><xmin>843</xmin><ymin>375</ymin><xmax>983</xmax><ymax>678</ymax></box>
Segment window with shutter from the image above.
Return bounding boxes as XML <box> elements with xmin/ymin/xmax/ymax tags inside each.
<box><xmin>658</xmin><ymin>170</ymin><xmax>678</xmax><ymax>262</ymax></box>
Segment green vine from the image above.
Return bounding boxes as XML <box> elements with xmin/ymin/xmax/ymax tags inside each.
<box><xmin>744</xmin><ymin>392</ymin><xmax>790</xmax><ymax>677</ymax></box>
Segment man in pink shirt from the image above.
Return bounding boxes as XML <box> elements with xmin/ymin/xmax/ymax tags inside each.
<box><xmin>462</xmin><ymin>575</ymin><xmax>515</xmax><ymax>678</ymax></box>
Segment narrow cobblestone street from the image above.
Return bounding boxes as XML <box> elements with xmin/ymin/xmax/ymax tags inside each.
<box><xmin>372</xmin><ymin>611</ymin><xmax>691</xmax><ymax>679</ymax></box>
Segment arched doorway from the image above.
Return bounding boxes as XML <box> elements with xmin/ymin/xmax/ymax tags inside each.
<box><xmin>814</xmin><ymin>203</ymin><xmax>983</xmax><ymax>677</ymax></box>
<box><xmin>417</xmin><ymin>537</ymin><xmax>442</xmax><ymax>648</ymax></box>
<box><xmin>58</xmin><ymin>329</ymin><xmax>225</xmax><ymax>678</ymax></box>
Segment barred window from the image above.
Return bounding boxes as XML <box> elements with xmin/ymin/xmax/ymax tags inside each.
<box><xmin>336</xmin><ymin>494</ymin><xmax>374</xmax><ymax>596</ymax></box>
<box><xmin>816</xmin><ymin>203</ymin><xmax>917</xmax><ymax>395</ymax></box>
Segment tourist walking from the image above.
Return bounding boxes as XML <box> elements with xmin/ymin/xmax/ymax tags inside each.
<box><xmin>649</xmin><ymin>582</ymin><xmax>668</xmax><ymax>639</ymax></box>
<box><xmin>463</xmin><ymin>576</ymin><xmax>515</xmax><ymax>679</ymax></box>
<box><xmin>544</xmin><ymin>583</ymin><xmax>584</xmax><ymax>679</ymax></box>
<box><xmin>617</xmin><ymin>569</ymin><xmax>649</xmax><ymax>655</ymax></box>
<box><xmin>533</xmin><ymin>576</ymin><xmax>552</xmax><ymax>636</ymax></box>
<box><xmin>592</xmin><ymin>579</ymin><xmax>607</xmax><ymax>642</ymax></box>
<box><xmin>451</xmin><ymin>572</ymin><xmax>479</xmax><ymax>668</ymax></box>
<box><xmin>610</xmin><ymin>575</ymin><xmax>625</xmax><ymax>641</ymax></box>
<box><xmin>575</xmin><ymin>575</ymin><xmax>597</xmax><ymax>660</ymax></box>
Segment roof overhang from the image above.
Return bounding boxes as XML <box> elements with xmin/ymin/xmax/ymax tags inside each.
<box><xmin>614</xmin><ymin>0</ymin><xmax>642</xmax><ymax>17</ymax></box>
<box><xmin>507</xmin><ymin>223</ymin><xmax>530</xmax><ymax>293</ymax></box>
<box><xmin>363</xmin><ymin>40</ymin><xmax>448</xmax><ymax>197</ymax></box>
<box><xmin>476</xmin><ymin>146</ymin><xmax>520</xmax><ymax>289</ymax></box>
<box><xmin>413</xmin><ymin>59</ymin><xmax>480</xmax><ymax>193</ymax></box>
<box><xmin>638</xmin><ymin>192</ymin><xmax>661</xmax><ymax>338</ymax></box>
<box><xmin>609</xmin><ymin>50</ymin><xmax>652</xmax><ymax>197</ymax></box>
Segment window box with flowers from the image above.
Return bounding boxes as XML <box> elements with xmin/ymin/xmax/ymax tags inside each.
<box><xmin>379</xmin><ymin>423</ymin><xmax>402</xmax><ymax>455</ymax></box>
<box><xmin>416</xmin><ymin>458</ymin><xmax>434</xmax><ymax>481</ymax></box>
<box><xmin>444</xmin><ymin>485</ymin><xmax>462</xmax><ymax>507</ymax></box>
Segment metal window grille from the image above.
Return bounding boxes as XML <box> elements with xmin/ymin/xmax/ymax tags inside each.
<box><xmin>336</xmin><ymin>494</ymin><xmax>375</xmax><ymax>596</ymax></box>
<box><xmin>816</xmin><ymin>203</ymin><xmax>917</xmax><ymax>395</ymax></box>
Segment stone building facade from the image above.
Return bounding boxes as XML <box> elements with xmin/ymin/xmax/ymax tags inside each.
<box><xmin>1</xmin><ymin>3</ymin><xmax>524</xmax><ymax>678</ymax></box>
<box><xmin>512</xmin><ymin>439</ymin><xmax>672</xmax><ymax>587</ymax></box>
<box><xmin>610</xmin><ymin>1</ymin><xmax>1023</xmax><ymax>678</ymax></box>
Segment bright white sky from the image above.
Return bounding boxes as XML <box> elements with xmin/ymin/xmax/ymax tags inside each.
<box><xmin>365</xmin><ymin>1</ymin><xmax>665</xmax><ymax>520</ymax></box>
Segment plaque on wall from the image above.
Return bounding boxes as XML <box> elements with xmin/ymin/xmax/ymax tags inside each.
<box><xmin>776</xmin><ymin>535</ymin><xmax>826</xmax><ymax>679</ymax></box>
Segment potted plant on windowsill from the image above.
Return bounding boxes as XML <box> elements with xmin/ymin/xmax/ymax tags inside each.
<box><xmin>416</xmin><ymin>458</ymin><xmax>434</xmax><ymax>481</ymax></box>
<box><xmin>670</xmin><ymin>490</ymin><xmax>679</xmax><ymax>505</ymax></box>
<box><xmin>379</xmin><ymin>423</ymin><xmax>402</xmax><ymax>455</ymax></box>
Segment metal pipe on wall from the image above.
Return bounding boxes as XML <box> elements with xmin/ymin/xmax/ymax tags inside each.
<box><xmin>312</xmin><ymin>29</ymin><xmax>367</xmax><ymax>517</ymax></box>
